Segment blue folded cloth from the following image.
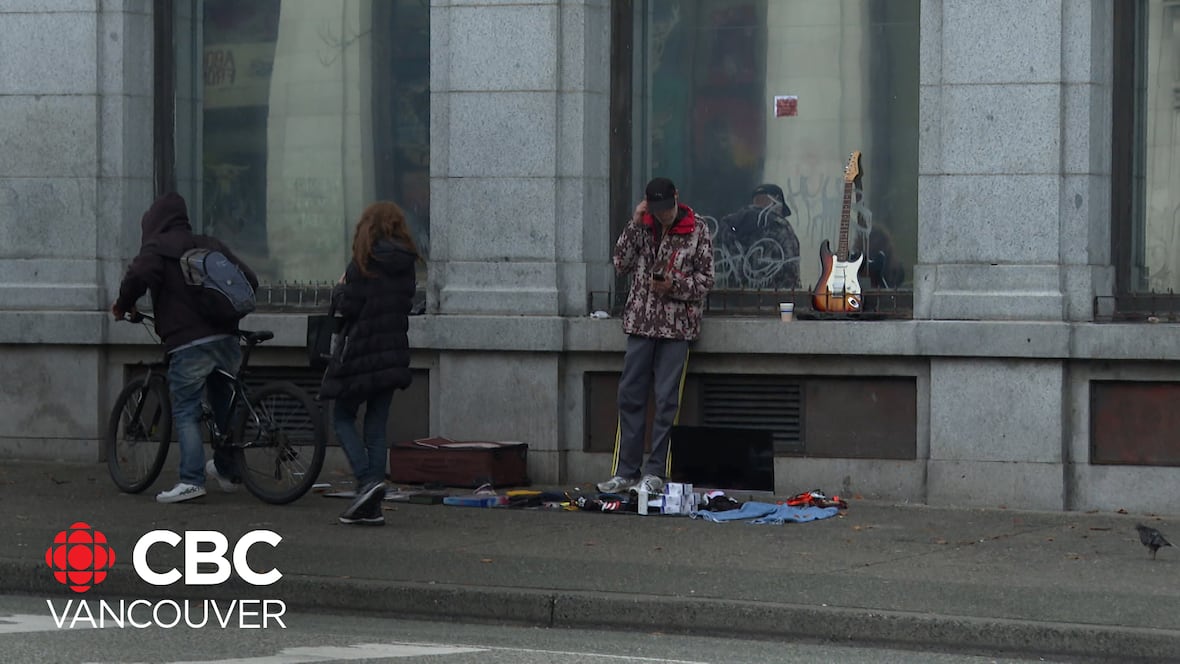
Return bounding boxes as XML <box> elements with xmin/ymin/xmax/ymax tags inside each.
<box><xmin>691</xmin><ymin>502</ymin><xmax>840</xmax><ymax>524</ymax></box>
<box><xmin>691</xmin><ymin>501</ymin><xmax>778</xmax><ymax>522</ymax></box>
<box><xmin>749</xmin><ymin>505</ymin><xmax>839</xmax><ymax>525</ymax></box>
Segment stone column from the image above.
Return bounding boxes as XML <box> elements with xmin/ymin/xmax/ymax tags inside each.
<box><xmin>917</xmin><ymin>0</ymin><xmax>1112</xmax><ymax>323</ymax></box>
<box><xmin>918</xmin><ymin>1</ymin><xmax>1113</xmax><ymax>509</ymax></box>
<box><xmin>0</xmin><ymin>2</ymin><xmax>155</xmax><ymax>460</ymax></box>
<box><xmin>429</xmin><ymin>0</ymin><xmax>609</xmax><ymax>317</ymax></box>
<box><xmin>428</xmin><ymin>0</ymin><xmax>609</xmax><ymax>482</ymax></box>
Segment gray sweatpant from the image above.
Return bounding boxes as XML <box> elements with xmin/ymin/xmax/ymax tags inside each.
<box><xmin>611</xmin><ymin>335</ymin><xmax>690</xmax><ymax>479</ymax></box>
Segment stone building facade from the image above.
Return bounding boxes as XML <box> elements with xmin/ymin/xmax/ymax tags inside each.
<box><xmin>1</xmin><ymin>0</ymin><xmax>1177</xmax><ymax>513</ymax></box>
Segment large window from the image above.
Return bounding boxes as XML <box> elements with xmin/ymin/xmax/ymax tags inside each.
<box><xmin>612</xmin><ymin>0</ymin><xmax>918</xmax><ymax>303</ymax></box>
<box><xmin>1114</xmin><ymin>0</ymin><xmax>1180</xmax><ymax>315</ymax></box>
<box><xmin>168</xmin><ymin>0</ymin><xmax>429</xmax><ymax>287</ymax></box>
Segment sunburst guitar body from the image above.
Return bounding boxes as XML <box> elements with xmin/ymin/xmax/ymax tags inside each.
<box><xmin>814</xmin><ymin>241</ymin><xmax>863</xmax><ymax>312</ymax></box>
<box><xmin>812</xmin><ymin>151</ymin><xmax>864</xmax><ymax>313</ymax></box>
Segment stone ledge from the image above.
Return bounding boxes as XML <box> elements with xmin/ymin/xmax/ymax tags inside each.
<box><xmin>4</xmin><ymin>311</ymin><xmax>1180</xmax><ymax>364</ymax></box>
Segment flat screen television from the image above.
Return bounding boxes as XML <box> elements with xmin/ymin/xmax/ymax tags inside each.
<box><xmin>668</xmin><ymin>425</ymin><xmax>775</xmax><ymax>492</ymax></box>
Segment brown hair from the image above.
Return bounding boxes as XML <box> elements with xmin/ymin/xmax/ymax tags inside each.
<box><xmin>351</xmin><ymin>201</ymin><xmax>420</xmax><ymax>277</ymax></box>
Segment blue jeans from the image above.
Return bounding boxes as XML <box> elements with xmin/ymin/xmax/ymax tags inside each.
<box><xmin>167</xmin><ymin>336</ymin><xmax>241</xmax><ymax>486</ymax></box>
<box><xmin>333</xmin><ymin>389</ymin><xmax>394</xmax><ymax>487</ymax></box>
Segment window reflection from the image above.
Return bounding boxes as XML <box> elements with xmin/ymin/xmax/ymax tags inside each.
<box><xmin>177</xmin><ymin>0</ymin><xmax>430</xmax><ymax>285</ymax></box>
<box><xmin>632</xmin><ymin>0</ymin><xmax>917</xmax><ymax>292</ymax></box>
<box><xmin>1136</xmin><ymin>0</ymin><xmax>1180</xmax><ymax>293</ymax></box>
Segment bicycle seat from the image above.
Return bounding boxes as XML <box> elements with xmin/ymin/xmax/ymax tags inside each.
<box><xmin>241</xmin><ymin>330</ymin><xmax>275</xmax><ymax>345</ymax></box>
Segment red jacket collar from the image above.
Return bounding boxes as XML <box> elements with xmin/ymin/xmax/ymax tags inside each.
<box><xmin>642</xmin><ymin>204</ymin><xmax>696</xmax><ymax>235</ymax></box>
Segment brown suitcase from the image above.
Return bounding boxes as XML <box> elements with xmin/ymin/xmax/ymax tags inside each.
<box><xmin>388</xmin><ymin>437</ymin><xmax>530</xmax><ymax>488</ymax></box>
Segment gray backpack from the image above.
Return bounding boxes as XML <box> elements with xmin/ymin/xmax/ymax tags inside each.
<box><xmin>178</xmin><ymin>248</ymin><xmax>256</xmax><ymax>322</ymax></box>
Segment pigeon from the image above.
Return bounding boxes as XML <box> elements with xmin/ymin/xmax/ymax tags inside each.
<box><xmin>1135</xmin><ymin>524</ymin><xmax>1173</xmax><ymax>560</ymax></box>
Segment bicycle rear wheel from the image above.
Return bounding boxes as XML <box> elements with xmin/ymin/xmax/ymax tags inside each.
<box><xmin>232</xmin><ymin>381</ymin><xmax>326</xmax><ymax>504</ymax></box>
<box><xmin>106</xmin><ymin>375</ymin><xmax>171</xmax><ymax>493</ymax></box>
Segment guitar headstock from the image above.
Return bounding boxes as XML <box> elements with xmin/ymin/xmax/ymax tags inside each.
<box><xmin>843</xmin><ymin>151</ymin><xmax>862</xmax><ymax>183</ymax></box>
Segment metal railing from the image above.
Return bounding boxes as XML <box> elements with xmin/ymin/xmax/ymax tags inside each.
<box><xmin>253</xmin><ymin>281</ymin><xmax>915</xmax><ymax>319</ymax></box>
<box><xmin>254</xmin><ymin>282</ymin><xmax>338</xmax><ymax>311</ymax></box>
<box><xmin>254</xmin><ymin>282</ymin><xmax>428</xmax><ymax>314</ymax></box>
<box><xmin>1094</xmin><ymin>293</ymin><xmax>1180</xmax><ymax>323</ymax></box>
<box><xmin>590</xmin><ymin>286</ymin><xmax>914</xmax><ymax>319</ymax></box>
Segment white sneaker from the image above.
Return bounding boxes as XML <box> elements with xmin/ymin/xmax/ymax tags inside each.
<box><xmin>596</xmin><ymin>475</ymin><xmax>636</xmax><ymax>493</ymax></box>
<box><xmin>206</xmin><ymin>460</ymin><xmax>239</xmax><ymax>493</ymax></box>
<box><xmin>156</xmin><ymin>482</ymin><xmax>206</xmax><ymax>504</ymax></box>
<box><xmin>632</xmin><ymin>474</ymin><xmax>664</xmax><ymax>495</ymax></box>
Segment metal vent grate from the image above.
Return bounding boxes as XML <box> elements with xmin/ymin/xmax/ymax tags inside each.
<box><xmin>240</xmin><ymin>367</ymin><xmax>326</xmax><ymax>440</ymax></box>
<box><xmin>701</xmin><ymin>375</ymin><xmax>803</xmax><ymax>454</ymax></box>
<box><xmin>241</xmin><ymin>366</ymin><xmax>325</xmax><ymax>396</ymax></box>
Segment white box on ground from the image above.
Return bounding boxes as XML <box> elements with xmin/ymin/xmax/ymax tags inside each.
<box><xmin>639</xmin><ymin>484</ymin><xmax>699</xmax><ymax>516</ymax></box>
<box><xmin>663</xmin><ymin>494</ymin><xmax>682</xmax><ymax>513</ymax></box>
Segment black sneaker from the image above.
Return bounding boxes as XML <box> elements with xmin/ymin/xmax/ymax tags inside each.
<box><xmin>339</xmin><ymin>499</ymin><xmax>384</xmax><ymax>526</ymax></box>
<box><xmin>339</xmin><ymin>481</ymin><xmax>386</xmax><ymax>524</ymax></box>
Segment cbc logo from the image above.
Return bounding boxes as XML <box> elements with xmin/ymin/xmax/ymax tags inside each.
<box><xmin>46</xmin><ymin>523</ymin><xmax>281</xmax><ymax>593</ymax></box>
<box><xmin>134</xmin><ymin>530</ymin><xmax>281</xmax><ymax>586</ymax></box>
<box><xmin>45</xmin><ymin>522</ymin><xmax>116</xmax><ymax>593</ymax></box>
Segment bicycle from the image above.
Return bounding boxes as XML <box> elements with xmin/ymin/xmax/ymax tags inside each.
<box><xmin>105</xmin><ymin>313</ymin><xmax>327</xmax><ymax>504</ymax></box>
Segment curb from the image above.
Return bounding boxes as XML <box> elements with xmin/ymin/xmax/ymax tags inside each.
<box><xmin>6</xmin><ymin>558</ymin><xmax>1178</xmax><ymax>661</ymax></box>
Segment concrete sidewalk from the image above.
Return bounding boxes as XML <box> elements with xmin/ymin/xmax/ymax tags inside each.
<box><xmin>1</xmin><ymin>460</ymin><xmax>1177</xmax><ymax>660</ymax></box>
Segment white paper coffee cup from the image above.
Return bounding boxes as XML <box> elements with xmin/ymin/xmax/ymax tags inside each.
<box><xmin>779</xmin><ymin>302</ymin><xmax>794</xmax><ymax>322</ymax></box>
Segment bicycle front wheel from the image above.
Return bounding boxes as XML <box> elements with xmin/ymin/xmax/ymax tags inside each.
<box><xmin>106</xmin><ymin>375</ymin><xmax>171</xmax><ymax>493</ymax></box>
<box><xmin>232</xmin><ymin>381</ymin><xmax>326</xmax><ymax>504</ymax></box>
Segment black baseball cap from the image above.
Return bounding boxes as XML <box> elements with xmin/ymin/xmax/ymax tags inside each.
<box><xmin>645</xmin><ymin>177</ymin><xmax>677</xmax><ymax>213</ymax></box>
<box><xmin>751</xmin><ymin>183</ymin><xmax>790</xmax><ymax>217</ymax></box>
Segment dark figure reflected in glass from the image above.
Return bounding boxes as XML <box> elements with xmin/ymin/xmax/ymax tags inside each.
<box><xmin>714</xmin><ymin>184</ymin><xmax>801</xmax><ymax>291</ymax></box>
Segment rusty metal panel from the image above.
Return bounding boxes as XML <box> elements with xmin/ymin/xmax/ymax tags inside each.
<box><xmin>1091</xmin><ymin>381</ymin><xmax>1180</xmax><ymax>466</ymax></box>
<box><xmin>584</xmin><ymin>373</ymin><xmax>621</xmax><ymax>453</ymax></box>
<box><xmin>803</xmin><ymin>377</ymin><xmax>916</xmax><ymax>459</ymax></box>
<box><xmin>388</xmin><ymin>369</ymin><xmax>431</xmax><ymax>443</ymax></box>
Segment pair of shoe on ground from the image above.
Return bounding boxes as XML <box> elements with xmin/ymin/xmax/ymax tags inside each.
<box><xmin>155</xmin><ymin>460</ymin><xmax>241</xmax><ymax>503</ymax></box>
<box><xmin>597</xmin><ymin>474</ymin><xmax>663</xmax><ymax>495</ymax></box>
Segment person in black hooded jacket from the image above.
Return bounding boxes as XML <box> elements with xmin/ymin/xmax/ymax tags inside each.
<box><xmin>112</xmin><ymin>192</ymin><xmax>259</xmax><ymax>504</ymax></box>
<box><xmin>319</xmin><ymin>201</ymin><xmax>418</xmax><ymax>526</ymax></box>
<box><xmin>715</xmin><ymin>183</ymin><xmax>800</xmax><ymax>290</ymax></box>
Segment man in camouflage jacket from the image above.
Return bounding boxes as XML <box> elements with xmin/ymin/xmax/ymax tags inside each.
<box><xmin>598</xmin><ymin>177</ymin><xmax>715</xmax><ymax>497</ymax></box>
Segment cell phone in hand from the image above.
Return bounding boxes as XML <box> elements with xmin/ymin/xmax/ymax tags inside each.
<box><xmin>651</xmin><ymin>273</ymin><xmax>666</xmax><ymax>282</ymax></box>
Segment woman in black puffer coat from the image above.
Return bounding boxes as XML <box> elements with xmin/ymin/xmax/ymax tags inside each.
<box><xmin>319</xmin><ymin>201</ymin><xmax>419</xmax><ymax>526</ymax></box>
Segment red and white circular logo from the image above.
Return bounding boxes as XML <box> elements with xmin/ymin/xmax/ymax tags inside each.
<box><xmin>45</xmin><ymin>522</ymin><xmax>116</xmax><ymax>593</ymax></box>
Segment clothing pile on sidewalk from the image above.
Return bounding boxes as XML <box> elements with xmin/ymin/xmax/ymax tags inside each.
<box><xmin>690</xmin><ymin>489</ymin><xmax>846</xmax><ymax>524</ymax></box>
<box><xmin>528</xmin><ymin>485</ymin><xmax>848</xmax><ymax>525</ymax></box>
<box><xmin>322</xmin><ymin>481</ymin><xmax>848</xmax><ymax>525</ymax></box>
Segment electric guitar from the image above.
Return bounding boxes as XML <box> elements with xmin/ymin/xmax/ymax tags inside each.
<box><xmin>812</xmin><ymin>151</ymin><xmax>864</xmax><ymax>312</ymax></box>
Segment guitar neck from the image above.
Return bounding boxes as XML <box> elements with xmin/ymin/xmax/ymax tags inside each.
<box><xmin>838</xmin><ymin>181</ymin><xmax>853</xmax><ymax>260</ymax></box>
